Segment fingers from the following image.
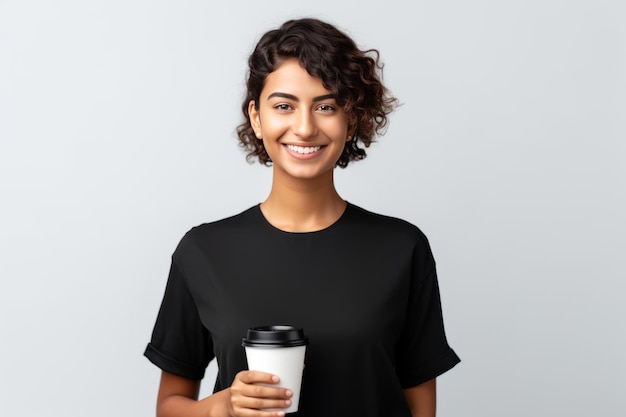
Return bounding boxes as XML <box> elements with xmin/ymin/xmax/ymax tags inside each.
<box><xmin>232</xmin><ymin>398</ymin><xmax>292</xmax><ymax>417</ymax></box>
<box><xmin>237</xmin><ymin>370</ymin><xmax>281</xmax><ymax>385</ymax></box>
<box><xmin>230</xmin><ymin>371</ymin><xmax>293</xmax><ymax>417</ymax></box>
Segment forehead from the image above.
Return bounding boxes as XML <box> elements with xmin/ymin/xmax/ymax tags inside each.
<box><xmin>262</xmin><ymin>58</ymin><xmax>331</xmax><ymax>98</ymax></box>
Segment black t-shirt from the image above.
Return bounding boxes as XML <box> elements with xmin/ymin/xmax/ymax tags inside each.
<box><xmin>145</xmin><ymin>203</ymin><xmax>460</xmax><ymax>416</ymax></box>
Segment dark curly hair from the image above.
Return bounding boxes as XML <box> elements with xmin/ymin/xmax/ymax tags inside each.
<box><xmin>236</xmin><ymin>18</ymin><xmax>398</xmax><ymax>168</ymax></box>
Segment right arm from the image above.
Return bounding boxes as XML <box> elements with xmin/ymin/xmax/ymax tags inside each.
<box><xmin>156</xmin><ymin>370</ymin><xmax>293</xmax><ymax>417</ymax></box>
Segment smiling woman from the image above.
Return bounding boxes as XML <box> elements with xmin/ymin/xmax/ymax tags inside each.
<box><xmin>144</xmin><ymin>17</ymin><xmax>460</xmax><ymax>417</ymax></box>
<box><xmin>248</xmin><ymin>58</ymin><xmax>350</xmax><ymax>184</ymax></box>
<box><xmin>237</xmin><ymin>18</ymin><xmax>396</xmax><ymax>169</ymax></box>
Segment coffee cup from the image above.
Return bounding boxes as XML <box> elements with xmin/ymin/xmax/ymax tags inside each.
<box><xmin>242</xmin><ymin>325</ymin><xmax>308</xmax><ymax>414</ymax></box>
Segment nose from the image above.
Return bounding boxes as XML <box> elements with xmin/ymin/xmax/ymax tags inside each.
<box><xmin>293</xmin><ymin>109</ymin><xmax>317</xmax><ymax>138</ymax></box>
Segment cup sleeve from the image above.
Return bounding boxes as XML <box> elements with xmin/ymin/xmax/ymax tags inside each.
<box><xmin>394</xmin><ymin>234</ymin><xmax>460</xmax><ymax>388</ymax></box>
<box><xmin>144</xmin><ymin>259</ymin><xmax>214</xmax><ymax>380</ymax></box>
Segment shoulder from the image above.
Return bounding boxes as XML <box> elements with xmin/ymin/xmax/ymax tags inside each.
<box><xmin>344</xmin><ymin>203</ymin><xmax>431</xmax><ymax>246</ymax></box>
<box><xmin>188</xmin><ymin>205</ymin><xmax>259</xmax><ymax>235</ymax></box>
<box><xmin>174</xmin><ymin>205</ymin><xmax>261</xmax><ymax>255</ymax></box>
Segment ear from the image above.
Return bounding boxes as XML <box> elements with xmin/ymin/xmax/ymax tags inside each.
<box><xmin>346</xmin><ymin>116</ymin><xmax>357</xmax><ymax>141</ymax></box>
<box><xmin>346</xmin><ymin>126</ymin><xmax>356</xmax><ymax>142</ymax></box>
<box><xmin>248</xmin><ymin>100</ymin><xmax>262</xmax><ymax>137</ymax></box>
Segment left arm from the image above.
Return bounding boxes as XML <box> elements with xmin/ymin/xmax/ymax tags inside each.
<box><xmin>403</xmin><ymin>378</ymin><xmax>436</xmax><ymax>417</ymax></box>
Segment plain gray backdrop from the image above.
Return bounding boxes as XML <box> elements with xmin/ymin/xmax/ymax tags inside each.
<box><xmin>1</xmin><ymin>0</ymin><xmax>624</xmax><ymax>415</ymax></box>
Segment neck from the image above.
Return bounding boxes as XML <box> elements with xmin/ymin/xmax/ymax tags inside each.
<box><xmin>260</xmin><ymin>169</ymin><xmax>346</xmax><ymax>232</ymax></box>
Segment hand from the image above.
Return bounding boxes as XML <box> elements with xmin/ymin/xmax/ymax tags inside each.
<box><xmin>228</xmin><ymin>370</ymin><xmax>293</xmax><ymax>417</ymax></box>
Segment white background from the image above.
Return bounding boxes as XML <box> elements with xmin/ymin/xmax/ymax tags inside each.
<box><xmin>1</xmin><ymin>1</ymin><xmax>624</xmax><ymax>416</ymax></box>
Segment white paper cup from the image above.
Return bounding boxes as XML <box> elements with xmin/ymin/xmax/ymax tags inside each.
<box><xmin>242</xmin><ymin>326</ymin><xmax>308</xmax><ymax>414</ymax></box>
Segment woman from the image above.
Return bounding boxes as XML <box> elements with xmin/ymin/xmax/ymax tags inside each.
<box><xmin>145</xmin><ymin>18</ymin><xmax>460</xmax><ymax>417</ymax></box>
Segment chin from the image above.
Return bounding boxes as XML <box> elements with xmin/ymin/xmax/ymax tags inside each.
<box><xmin>280</xmin><ymin>165</ymin><xmax>334</xmax><ymax>180</ymax></box>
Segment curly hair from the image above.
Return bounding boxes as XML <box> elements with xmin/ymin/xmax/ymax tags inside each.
<box><xmin>236</xmin><ymin>18</ymin><xmax>398</xmax><ymax>168</ymax></box>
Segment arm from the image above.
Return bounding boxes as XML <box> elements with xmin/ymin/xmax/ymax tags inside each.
<box><xmin>156</xmin><ymin>370</ymin><xmax>293</xmax><ymax>417</ymax></box>
<box><xmin>156</xmin><ymin>371</ymin><xmax>229</xmax><ymax>417</ymax></box>
<box><xmin>403</xmin><ymin>378</ymin><xmax>436</xmax><ymax>417</ymax></box>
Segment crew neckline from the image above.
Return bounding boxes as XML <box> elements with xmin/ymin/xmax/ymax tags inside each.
<box><xmin>254</xmin><ymin>202</ymin><xmax>352</xmax><ymax>235</ymax></box>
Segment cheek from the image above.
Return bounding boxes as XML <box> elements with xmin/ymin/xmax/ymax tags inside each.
<box><xmin>320</xmin><ymin>118</ymin><xmax>349</xmax><ymax>138</ymax></box>
<box><xmin>260</xmin><ymin>117</ymin><xmax>287</xmax><ymax>136</ymax></box>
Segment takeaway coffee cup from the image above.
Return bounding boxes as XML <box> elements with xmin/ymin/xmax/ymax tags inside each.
<box><xmin>242</xmin><ymin>325</ymin><xmax>308</xmax><ymax>414</ymax></box>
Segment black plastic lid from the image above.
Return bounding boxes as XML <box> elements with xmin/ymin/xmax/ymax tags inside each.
<box><xmin>242</xmin><ymin>325</ymin><xmax>308</xmax><ymax>347</ymax></box>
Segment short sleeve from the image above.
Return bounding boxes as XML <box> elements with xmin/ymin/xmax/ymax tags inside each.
<box><xmin>144</xmin><ymin>259</ymin><xmax>214</xmax><ymax>380</ymax></box>
<box><xmin>395</xmin><ymin>235</ymin><xmax>460</xmax><ymax>388</ymax></box>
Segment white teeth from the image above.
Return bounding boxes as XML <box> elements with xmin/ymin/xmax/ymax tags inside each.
<box><xmin>286</xmin><ymin>144</ymin><xmax>321</xmax><ymax>154</ymax></box>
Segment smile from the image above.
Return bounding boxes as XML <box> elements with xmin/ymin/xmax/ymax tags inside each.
<box><xmin>286</xmin><ymin>144</ymin><xmax>322</xmax><ymax>154</ymax></box>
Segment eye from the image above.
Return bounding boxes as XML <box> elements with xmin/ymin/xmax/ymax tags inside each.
<box><xmin>274</xmin><ymin>103</ymin><xmax>293</xmax><ymax>112</ymax></box>
<box><xmin>317</xmin><ymin>104</ymin><xmax>336</xmax><ymax>112</ymax></box>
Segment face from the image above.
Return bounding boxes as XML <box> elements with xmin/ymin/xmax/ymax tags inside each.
<box><xmin>248</xmin><ymin>58</ymin><xmax>351</xmax><ymax>183</ymax></box>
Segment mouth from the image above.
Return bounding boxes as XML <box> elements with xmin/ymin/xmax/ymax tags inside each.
<box><xmin>285</xmin><ymin>144</ymin><xmax>323</xmax><ymax>155</ymax></box>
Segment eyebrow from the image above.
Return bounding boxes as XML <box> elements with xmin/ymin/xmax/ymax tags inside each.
<box><xmin>266</xmin><ymin>92</ymin><xmax>336</xmax><ymax>102</ymax></box>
